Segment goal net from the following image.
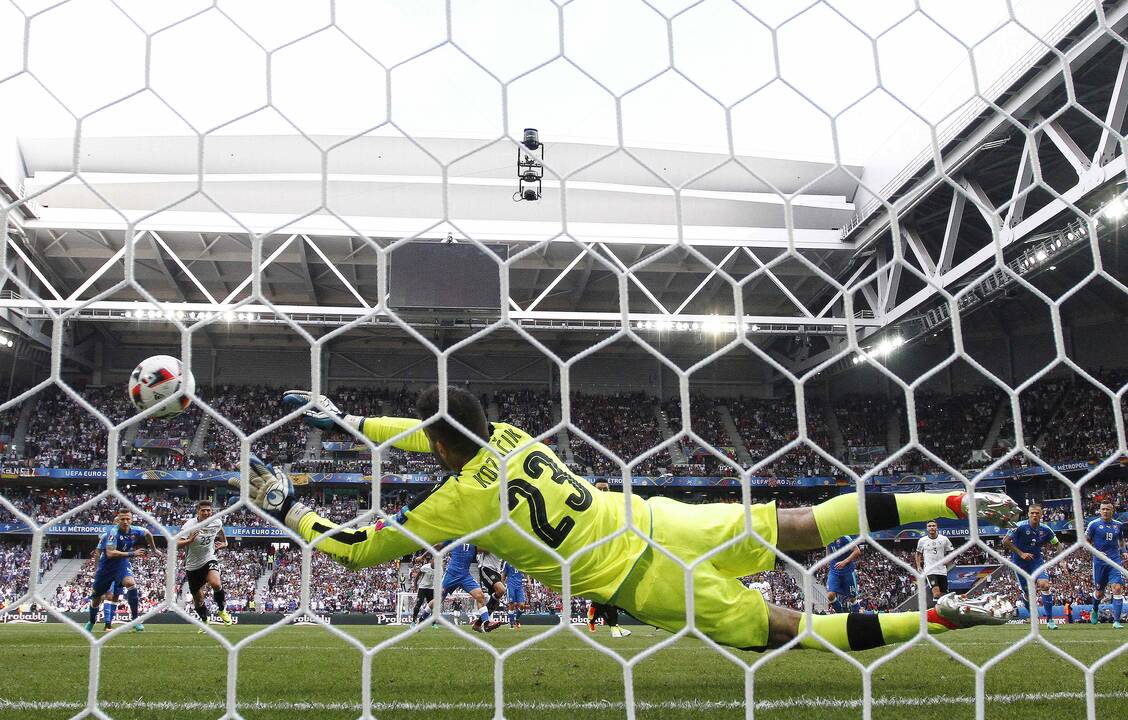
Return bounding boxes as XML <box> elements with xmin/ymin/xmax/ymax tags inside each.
<box><xmin>1</xmin><ymin>1</ymin><xmax>1127</xmax><ymax>718</ymax></box>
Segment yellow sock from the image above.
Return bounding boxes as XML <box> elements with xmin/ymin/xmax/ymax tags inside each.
<box><xmin>812</xmin><ymin>492</ymin><xmax>961</xmax><ymax>546</ymax></box>
<box><xmin>798</xmin><ymin>611</ymin><xmax>952</xmax><ymax>652</ymax></box>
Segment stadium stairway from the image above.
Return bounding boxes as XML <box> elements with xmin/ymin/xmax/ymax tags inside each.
<box><xmin>303</xmin><ymin>428</ymin><xmax>322</xmax><ymax>461</ymax></box>
<box><xmin>785</xmin><ymin>564</ymin><xmax>830</xmax><ymax>612</ymax></box>
<box><xmin>188</xmin><ymin>415</ymin><xmax>211</xmax><ymax>457</ymax></box>
<box><xmin>654</xmin><ymin>406</ymin><xmax>688</xmax><ymax>465</ymax></box>
<box><xmin>486</xmin><ymin>398</ymin><xmax>500</xmax><ymax>423</ymax></box>
<box><xmin>552</xmin><ymin>399</ymin><xmax>574</xmax><ymax>465</ymax></box>
<box><xmin>1030</xmin><ymin>385</ymin><xmax>1070</xmax><ymax>449</ymax></box>
<box><xmin>980</xmin><ymin>394</ymin><xmax>1010</xmax><ymax>454</ymax></box>
<box><xmin>818</xmin><ymin>399</ymin><xmax>847</xmax><ymax>459</ymax></box>
<box><xmin>38</xmin><ymin>557</ymin><xmax>85</xmax><ymax>602</ymax></box>
<box><xmin>885</xmin><ymin>404</ymin><xmax>901</xmax><ymax>457</ymax></box>
<box><xmin>121</xmin><ymin>422</ymin><xmax>140</xmax><ymax>451</ymax></box>
<box><xmin>254</xmin><ymin>565</ymin><xmax>274</xmax><ymax>609</ymax></box>
<box><xmin>12</xmin><ymin>393</ymin><xmax>37</xmax><ymax>456</ymax></box>
<box><xmin>716</xmin><ymin>406</ymin><xmax>753</xmax><ymax>466</ymax></box>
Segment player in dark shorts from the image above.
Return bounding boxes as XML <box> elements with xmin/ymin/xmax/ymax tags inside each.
<box><xmin>477</xmin><ymin>549</ymin><xmax>507</xmax><ymax>615</ymax></box>
<box><xmin>588</xmin><ymin>600</ymin><xmax>632</xmax><ymax>638</ymax></box>
<box><xmin>411</xmin><ymin>557</ymin><xmax>436</xmax><ymax>624</ymax></box>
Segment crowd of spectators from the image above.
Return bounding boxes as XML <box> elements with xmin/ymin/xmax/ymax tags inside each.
<box><xmin>1029</xmin><ymin>370</ymin><xmax>1128</xmax><ymax>465</ymax></box>
<box><xmin>494</xmin><ymin>389</ymin><xmax>556</xmax><ymax>439</ymax></box>
<box><xmin>894</xmin><ymin>388</ymin><xmax>1003</xmax><ymax>473</ymax></box>
<box><xmin>663</xmin><ymin>395</ymin><xmax>738</xmax><ymax>475</ymax></box>
<box><xmin>264</xmin><ymin>546</ymin><xmax>402</xmax><ymax>614</ymax></box>
<box><xmin>567</xmin><ymin>392</ymin><xmax>672</xmax><ymax>476</ymax></box>
<box><xmin>0</xmin><ymin>539</ymin><xmax>61</xmax><ymax>609</ymax></box>
<box><xmin>727</xmin><ymin>396</ymin><xmax>836</xmax><ymax>478</ymax></box>
<box><xmin>12</xmin><ymin>479</ymin><xmax>1128</xmax><ymax>617</ymax></box>
<box><xmin>53</xmin><ymin>545</ymin><xmax>264</xmax><ymax>614</ymax></box>
<box><xmin>4</xmin><ymin>379</ymin><xmax>1126</xmax><ymax>479</ymax></box>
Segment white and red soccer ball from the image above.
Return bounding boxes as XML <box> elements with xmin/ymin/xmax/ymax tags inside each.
<box><xmin>127</xmin><ymin>355</ymin><xmax>195</xmax><ymax>418</ymax></box>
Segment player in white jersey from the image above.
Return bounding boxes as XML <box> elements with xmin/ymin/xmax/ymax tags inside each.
<box><xmin>177</xmin><ymin>500</ymin><xmax>232</xmax><ymax>629</ymax></box>
<box><xmin>411</xmin><ymin>556</ymin><xmax>436</xmax><ymax>624</ymax></box>
<box><xmin>477</xmin><ymin>549</ymin><xmax>507</xmax><ymax>616</ymax></box>
<box><xmin>748</xmin><ymin>579</ymin><xmax>773</xmax><ymax>604</ymax></box>
<box><xmin>916</xmin><ymin>521</ymin><xmax>955</xmax><ymax>606</ymax></box>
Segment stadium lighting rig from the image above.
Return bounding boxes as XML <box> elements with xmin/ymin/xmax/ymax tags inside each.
<box><xmin>123</xmin><ymin>308</ymin><xmax>257</xmax><ymax>323</ymax></box>
<box><xmin>634</xmin><ymin>316</ymin><xmax>761</xmax><ymax>334</ymax></box>
<box><xmin>852</xmin><ymin>335</ymin><xmax>904</xmax><ymax>364</ymax></box>
<box><xmin>0</xmin><ymin>333</ymin><xmax>13</xmax><ymax>348</ymax></box>
<box><xmin>514</xmin><ymin>128</ymin><xmax>544</xmax><ymax>202</ymax></box>
<box><xmin>914</xmin><ymin>216</ymin><xmax>1091</xmax><ymax>336</ymax></box>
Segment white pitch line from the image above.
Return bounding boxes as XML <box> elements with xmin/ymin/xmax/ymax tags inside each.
<box><xmin>2</xmin><ymin>690</ymin><xmax>1126</xmax><ymax>713</ymax></box>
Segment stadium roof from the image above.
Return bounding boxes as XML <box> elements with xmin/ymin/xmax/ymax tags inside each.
<box><xmin>0</xmin><ymin>0</ymin><xmax>1118</xmax><ymax>371</ymax></box>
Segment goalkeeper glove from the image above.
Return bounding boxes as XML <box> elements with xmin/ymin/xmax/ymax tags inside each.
<box><xmin>281</xmin><ymin>390</ymin><xmax>365</xmax><ymax>433</ymax></box>
<box><xmin>228</xmin><ymin>456</ymin><xmax>312</xmax><ymax>530</ymax></box>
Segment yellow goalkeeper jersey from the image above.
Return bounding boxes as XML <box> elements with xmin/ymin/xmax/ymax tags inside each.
<box><xmin>295</xmin><ymin>418</ymin><xmax>651</xmax><ymax>601</ymax></box>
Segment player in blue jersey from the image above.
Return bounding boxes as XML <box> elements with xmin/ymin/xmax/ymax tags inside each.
<box><xmin>502</xmin><ymin>561</ymin><xmax>527</xmax><ymax>629</ymax></box>
<box><xmin>83</xmin><ymin>509</ymin><xmax>161</xmax><ymax>633</ymax></box>
<box><xmin>1001</xmin><ymin>504</ymin><xmax>1061</xmax><ymax>629</ymax></box>
<box><xmin>433</xmin><ymin>542</ymin><xmax>502</xmax><ymax>632</ymax></box>
<box><xmin>1085</xmin><ymin>501</ymin><xmax>1126</xmax><ymax>628</ymax></box>
<box><xmin>825</xmin><ymin>536</ymin><xmax>862</xmax><ymax>613</ymax></box>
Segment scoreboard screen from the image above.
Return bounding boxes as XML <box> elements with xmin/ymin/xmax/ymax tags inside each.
<box><xmin>389</xmin><ymin>242</ymin><xmax>508</xmax><ymax>311</ymax></box>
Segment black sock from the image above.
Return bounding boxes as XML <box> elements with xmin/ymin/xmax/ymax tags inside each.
<box><xmin>214</xmin><ymin>588</ymin><xmax>226</xmax><ymax>611</ymax></box>
<box><xmin>865</xmin><ymin>494</ymin><xmax>900</xmax><ymax>532</ymax></box>
<box><xmin>605</xmin><ymin>605</ymin><xmax>619</xmax><ymax>626</ymax></box>
<box><xmin>195</xmin><ymin>603</ymin><xmax>208</xmax><ymax>622</ymax></box>
<box><xmin>845</xmin><ymin>613</ymin><xmax>885</xmax><ymax>651</ymax></box>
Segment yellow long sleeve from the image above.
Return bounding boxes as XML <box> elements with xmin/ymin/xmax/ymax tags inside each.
<box><xmin>359</xmin><ymin>416</ymin><xmax>431</xmax><ymax>453</ymax></box>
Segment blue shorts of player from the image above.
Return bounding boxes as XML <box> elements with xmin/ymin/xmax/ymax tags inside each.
<box><xmin>506</xmin><ymin>576</ymin><xmax>526</xmax><ymax>604</ymax></box>
<box><xmin>1093</xmin><ymin>560</ymin><xmax>1124</xmax><ymax>590</ymax></box>
<box><xmin>441</xmin><ymin>572</ymin><xmax>480</xmax><ymax>597</ymax></box>
<box><xmin>1010</xmin><ymin>556</ymin><xmax>1049</xmax><ymax>594</ymax></box>
<box><xmin>827</xmin><ymin>570</ymin><xmax>857</xmax><ymax>598</ymax></box>
<box><xmin>91</xmin><ymin>563</ymin><xmax>133</xmax><ymax>598</ymax></box>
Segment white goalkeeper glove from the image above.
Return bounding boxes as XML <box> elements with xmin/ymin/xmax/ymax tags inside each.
<box><xmin>228</xmin><ymin>456</ymin><xmax>312</xmax><ymax>530</ymax></box>
<box><xmin>281</xmin><ymin>390</ymin><xmax>365</xmax><ymax>433</ymax></box>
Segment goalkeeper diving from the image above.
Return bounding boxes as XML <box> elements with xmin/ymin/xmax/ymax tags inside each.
<box><xmin>234</xmin><ymin>385</ymin><xmax>1021</xmax><ymax>652</ymax></box>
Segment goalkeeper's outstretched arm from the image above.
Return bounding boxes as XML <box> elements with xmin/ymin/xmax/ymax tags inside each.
<box><xmin>281</xmin><ymin>390</ymin><xmax>430</xmax><ymax>452</ymax></box>
<box><xmin>232</xmin><ymin>457</ymin><xmax>465</xmax><ymax>570</ymax></box>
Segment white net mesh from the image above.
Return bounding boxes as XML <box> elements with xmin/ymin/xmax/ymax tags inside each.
<box><xmin>0</xmin><ymin>0</ymin><xmax>1127</xmax><ymax>718</ymax></box>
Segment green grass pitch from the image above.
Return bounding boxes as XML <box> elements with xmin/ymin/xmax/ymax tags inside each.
<box><xmin>1</xmin><ymin>622</ymin><xmax>1127</xmax><ymax>719</ymax></box>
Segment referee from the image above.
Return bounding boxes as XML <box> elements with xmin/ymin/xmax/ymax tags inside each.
<box><xmin>916</xmin><ymin>521</ymin><xmax>955</xmax><ymax>607</ymax></box>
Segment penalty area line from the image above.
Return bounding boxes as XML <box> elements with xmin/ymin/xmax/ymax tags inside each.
<box><xmin>2</xmin><ymin>690</ymin><xmax>1127</xmax><ymax>712</ymax></box>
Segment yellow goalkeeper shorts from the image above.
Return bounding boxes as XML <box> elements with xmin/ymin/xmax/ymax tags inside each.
<box><xmin>610</xmin><ymin>497</ymin><xmax>779</xmax><ymax>651</ymax></box>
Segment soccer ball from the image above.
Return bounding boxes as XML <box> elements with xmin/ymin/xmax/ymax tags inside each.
<box><xmin>127</xmin><ymin>355</ymin><xmax>195</xmax><ymax>418</ymax></box>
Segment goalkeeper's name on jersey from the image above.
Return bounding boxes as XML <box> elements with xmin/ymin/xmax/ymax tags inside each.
<box><xmin>296</xmin><ymin>419</ymin><xmax>651</xmax><ymax>601</ymax></box>
<box><xmin>467</xmin><ymin>425</ymin><xmax>523</xmax><ymax>487</ymax></box>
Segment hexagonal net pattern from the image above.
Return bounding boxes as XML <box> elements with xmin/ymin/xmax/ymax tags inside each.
<box><xmin>0</xmin><ymin>1</ymin><xmax>1126</xmax><ymax>719</ymax></box>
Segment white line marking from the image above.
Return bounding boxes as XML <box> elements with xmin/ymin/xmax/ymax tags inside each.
<box><xmin>1</xmin><ymin>691</ymin><xmax>1125</xmax><ymax>712</ymax></box>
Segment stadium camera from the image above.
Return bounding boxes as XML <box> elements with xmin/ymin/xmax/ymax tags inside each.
<box><xmin>516</xmin><ymin>128</ymin><xmax>545</xmax><ymax>202</ymax></box>
<box><xmin>522</xmin><ymin>128</ymin><xmax>541</xmax><ymax>151</ymax></box>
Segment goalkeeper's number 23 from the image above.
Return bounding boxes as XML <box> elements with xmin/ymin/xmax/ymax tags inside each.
<box><xmin>508</xmin><ymin>450</ymin><xmax>592</xmax><ymax>548</ymax></box>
